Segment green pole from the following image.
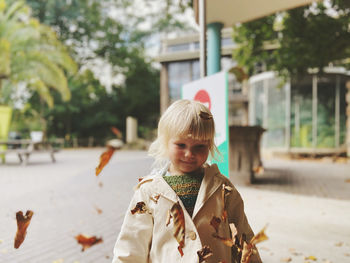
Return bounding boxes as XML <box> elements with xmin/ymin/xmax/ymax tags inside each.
<box><xmin>207</xmin><ymin>22</ymin><xmax>223</xmax><ymax>75</ymax></box>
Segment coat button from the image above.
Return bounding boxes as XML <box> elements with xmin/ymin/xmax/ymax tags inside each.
<box><xmin>188</xmin><ymin>231</ymin><xmax>196</xmax><ymax>240</ymax></box>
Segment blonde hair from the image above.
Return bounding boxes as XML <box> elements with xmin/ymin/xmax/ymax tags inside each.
<box><xmin>148</xmin><ymin>99</ymin><xmax>218</xmax><ymax>166</ymax></box>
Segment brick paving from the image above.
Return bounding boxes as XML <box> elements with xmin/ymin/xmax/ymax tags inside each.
<box><xmin>0</xmin><ymin>149</ymin><xmax>349</xmax><ymax>263</ymax></box>
<box><xmin>232</xmin><ymin>158</ymin><xmax>350</xmax><ymax>200</ymax></box>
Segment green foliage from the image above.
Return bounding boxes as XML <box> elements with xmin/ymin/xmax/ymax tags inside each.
<box><xmin>233</xmin><ymin>0</ymin><xmax>350</xmax><ymax>77</ymax></box>
<box><xmin>0</xmin><ymin>0</ymin><xmax>77</xmax><ymax>107</ymax></box>
<box><xmin>20</xmin><ymin>0</ymin><xmax>164</xmax><ymax>141</ymax></box>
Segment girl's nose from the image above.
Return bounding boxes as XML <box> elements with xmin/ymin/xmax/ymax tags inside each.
<box><xmin>185</xmin><ymin>149</ymin><xmax>194</xmax><ymax>158</ymax></box>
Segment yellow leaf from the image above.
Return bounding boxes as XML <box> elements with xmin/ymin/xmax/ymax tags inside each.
<box><xmin>305</xmin><ymin>256</ymin><xmax>317</xmax><ymax>261</ymax></box>
<box><xmin>250</xmin><ymin>225</ymin><xmax>268</xmax><ymax>245</ymax></box>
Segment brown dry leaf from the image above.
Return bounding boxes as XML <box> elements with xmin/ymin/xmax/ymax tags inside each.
<box><xmin>235</xmin><ymin>225</ymin><xmax>268</xmax><ymax>263</ymax></box>
<box><xmin>250</xmin><ymin>225</ymin><xmax>268</xmax><ymax>245</ymax></box>
<box><xmin>135</xmin><ymin>178</ymin><xmax>153</xmax><ymax>190</ymax></box>
<box><xmin>221</xmin><ymin>184</ymin><xmax>232</xmax><ymax>221</ymax></box>
<box><xmin>130</xmin><ymin>202</ymin><xmax>148</xmax><ymax>215</ymax></box>
<box><xmin>110</xmin><ymin>126</ymin><xmax>122</xmax><ymax>138</ymax></box>
<box><xmin>75</xmin><ymin>234</ymin><xmax>103</xmax><ymax>251</ymax></box>
<box><xmin>212</xmin><ymin>233</ymin><xmax>235</xmax><ymax>247</ymax></box>
<box><xmin>94</xmin><ymin>206</ymin><xmax>103</xmax><ymax>214</ymax></box>
<box><xmin>334</xmin><ymin>241</ymin><xmax>343</xmax><ymax>247</ymax></box>
<box><xmin>345</xmin><ymin>253</ymin><xmax>350</xmax><ymax>257</ymax></box>
<box><xmin>345</xmin><ymin>179</ymin><xmax>350</xmax><ymax>183</ymax></box>
<box><xmin>95</xmin><ymin>147</ymin><xmax>115</xmax><ymax>176</ymax></box>
<box><xmin>280</xmin><ymin>257</ymin><xmax>292</xmax><ymax>262</ymax></box>
<box><xmin>98</xmin><ymin>182</ymin><xmax>103</xmax><ymax>188</ymax></box>
<box><xmin>167</xmin><ymin>202</ymin><xmax>185</xmax><ymax>257</ymax></box>
<box><xmin>252</xmin><ymin>166</ymin><xmax>264</xmax><ymax>175</ymax></box>
<box><xmin>199</xmin><ymin>111</ymin><xmax>213</xmax><ymax>120</ymax></box>
<box><xmin>197</xmin><ymin>245</ymin><xmax>213</xmax><ymax>263</ymax></box>
<box><xmin>305</xmin><ymin>256</ymin><xmax>317</xmax><ymax>261</ymax></box>
<box><xmin>14</xmin><ymin>210</ymin><xmax>34</xmax><ymax>249</ymax></box>
<box><xmin>150</xmin><ymin>194</ymin><xmax>160</xmax><ymax>203</ymax></box>
<box><xmin>210</xmin><ymin>216</ymin><xmax>221</xmax><ymax>233</ymax></box>
<box><xmin>241</xmin><ymin>241</ymin><xmax>254</xmax><ymax>263</ymax></box>
<box><xmin>165</xmin><ymin>209</ymin><xmax>172</xmax><ymax>226</ymax></box>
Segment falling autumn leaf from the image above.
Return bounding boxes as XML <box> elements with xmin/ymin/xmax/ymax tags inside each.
<box><xmin>250</xmin><ymin>225</ymin><xmax>269</xmax><ymax>245</ymax></box>
<box><xmin>212</xmin><ymin>233</ymin><xmax>235</xmax><ymax>247</ymax></box>
<box><xmin>167</xmin><ymin>202</ymin><xmax>185</xmax><ymax>257</ymax></box>
<box><xmin>14</xmin><ymin>210</ymin><xmax>34</xmax><ymax>249</ymax></box>
<box><xmin>221</xmin><ymin>184</ymin><xmax>232</xmax><ymax>221</ymax></box>
<box><xmin>252</xmin><ymin>166</ymin><xmax>264</xmax><ymax>175</ymax></box>
<box><xmin>210</xmin><ymin>216</ymin><xmax>221</xmax><ymax>233</ymax></box>
<box><xmin>229</xmin><ymin>66</ymin><xmax>249</xmax><ymax>83</ymax></box>
<box><xmin>197</xmin><ymin>245</ymin><xmax>213</xmax><ymax>263</ymax></box>
<box><xmin>95</xmin><ymin>147</ymin><xmax>115</xmax><ymax>176</ymax></box>
<box><xmin>111</xmin><ymin>126</ymin><xmax>122</xmax><ymax>138</ymax></box>
<box><xmin>75</xmin><ymin>234</ymin><xmax>103</xmax><ymax>251</ymax></box>
<box><xmin>211</xmin><ymin>219</ymin><xmax>238</xmax><ymax>248</ymax></box>
<box><xmin>130</xmin><ymin>202</ymin><xmax>148</xmax><ymax>215</ymax></box>
<box><xmin>234</xmin><ymin>225</ymin><xmax>268</xmax><ymax>263</ymax></box>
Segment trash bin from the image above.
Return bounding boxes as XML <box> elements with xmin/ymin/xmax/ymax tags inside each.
<box><xmin>229</xmin><ymin>125</ymin><xmax>266</xmax><ymax>183</ymax></box>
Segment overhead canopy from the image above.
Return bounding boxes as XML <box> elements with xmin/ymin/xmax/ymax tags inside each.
<box><xmin>194</xmin><ymin>0</ymin><xmax>319</xmax><ymax>27</ymax></box>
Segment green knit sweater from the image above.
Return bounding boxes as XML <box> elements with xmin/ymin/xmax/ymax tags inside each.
<box><xmin>163</xmin><ymin>172</ymin><xmax>204</xmax><ymax>217</ymax></box>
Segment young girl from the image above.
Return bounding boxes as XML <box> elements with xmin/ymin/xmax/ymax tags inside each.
<box><xmin>113</xmin><ymin>99</ymin><xmax>261</xmax><ymax>263</ymax></box>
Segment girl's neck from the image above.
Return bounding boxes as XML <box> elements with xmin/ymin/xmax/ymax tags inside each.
<box><xmin>168</xmin><ymin>166</ymin><xmax>204</xmax><ymax>176</ymax></box>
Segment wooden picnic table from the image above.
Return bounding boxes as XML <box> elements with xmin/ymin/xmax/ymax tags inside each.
<box><xmin>0</xmin><ymin>139</ymin><xmax>63</xmax><ymax>165</ymax></box>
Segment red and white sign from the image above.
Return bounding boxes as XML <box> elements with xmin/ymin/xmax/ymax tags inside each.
<box><xmin>182</xmin><ymin>71</ymin><xmax>229</xmax><ymax>176</ymax></box>
<box><xmin>194</xmin><ymin>89</ymin><xmax>211</xmax><ymax>110</ymax></box>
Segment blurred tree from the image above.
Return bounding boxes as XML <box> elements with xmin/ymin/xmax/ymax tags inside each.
<box><xmin>0</xmin><ymin>0</ymin><xmax>77</xmax><ymax>108</ymax></box>
<box><xmin>232</xmin><ymin>0</ymin><xmax>350</xmax><ymax>78</ymax></box>
<box><xmin>23</xmin><ymin>0</ymin><xmax>180</xmax><ymax>141</ymax></box>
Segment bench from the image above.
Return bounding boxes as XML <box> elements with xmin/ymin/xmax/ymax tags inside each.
<box><xmin>0</xmin><ymin>139</ymin><xmax>63</xmax><ymax>165</ymax></box>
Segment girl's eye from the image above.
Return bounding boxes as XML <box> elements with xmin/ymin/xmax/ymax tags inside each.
<box><xmin>176</xmin><ymin>143</ymin><xmax>186</xmax><ymax>148</ymax></box>
<box><xmin>194</xmin><ymin>145</ymin><xmax>208</xmax><ymax>152</ymax></box>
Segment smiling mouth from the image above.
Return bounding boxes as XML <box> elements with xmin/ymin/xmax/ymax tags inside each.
<box><xmin>181</xmin><ymin>161</ymin><xmax>196</xmax><ymax>165</ymax></box>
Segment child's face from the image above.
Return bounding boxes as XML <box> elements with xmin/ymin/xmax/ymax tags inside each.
<box><xmin>168</xmin><ymin>136</ymin><xmax>209</xmax><ymax>175</ymax></box>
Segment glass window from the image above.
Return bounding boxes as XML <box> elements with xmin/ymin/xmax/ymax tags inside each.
<box><xmin>290</xmin><ymin>76</ymin><xmax>313</xmax><ymax>148</ymax></box>
<box><xmin>168</xmin><ymin>60</ymin><xmax>201</xmax><ymax>103</ymax></box>
<box><xmin>167</xmin><ymin>43</ymin><xmax>190</xmax><ymax>52</ymax></box>
<box><xmin>339</xmin><ymin>76</ymin><xmax>347</xmax><ymax>146</ymax></box>
<box><xmin>266</xmin><ymin>78</ymin><xmax>287</xmax><ymax>147</ymax></box>
<box><xmin>317</xmin><ymin>75</ymin><xmax>336</xmax><ymax>148</ymax></box>
<box><xmin>221</xmin><ymin>37</ymin><xmax>234</xmax><ymax>47</ymax></box>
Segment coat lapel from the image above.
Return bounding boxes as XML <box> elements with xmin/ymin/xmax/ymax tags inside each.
<box><xmin>153</xmin><ymin>176</ymin><xmax>179</xmax><ymax>203</ymax></box>
<box><xmin>192</xmin><ymin>164</ymin><xmax>222</xmax><ymax>219</ymax></box>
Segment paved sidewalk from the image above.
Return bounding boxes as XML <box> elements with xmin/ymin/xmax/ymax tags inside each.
<box><xmin>0</xmin><ymin>149</ymin><xmax>349</xmax><ymax>263</ymax></box>
<box><xmin>232</xmin><ymin>158</ymin><xmax>350</xmax><ymax>200</ymax></box>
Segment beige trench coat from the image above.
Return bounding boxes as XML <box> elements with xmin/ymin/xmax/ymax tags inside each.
<box><xmin>112</xmin><ymin>163</ymin><xmax>261</xmax><ymax>263</ymax></box>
